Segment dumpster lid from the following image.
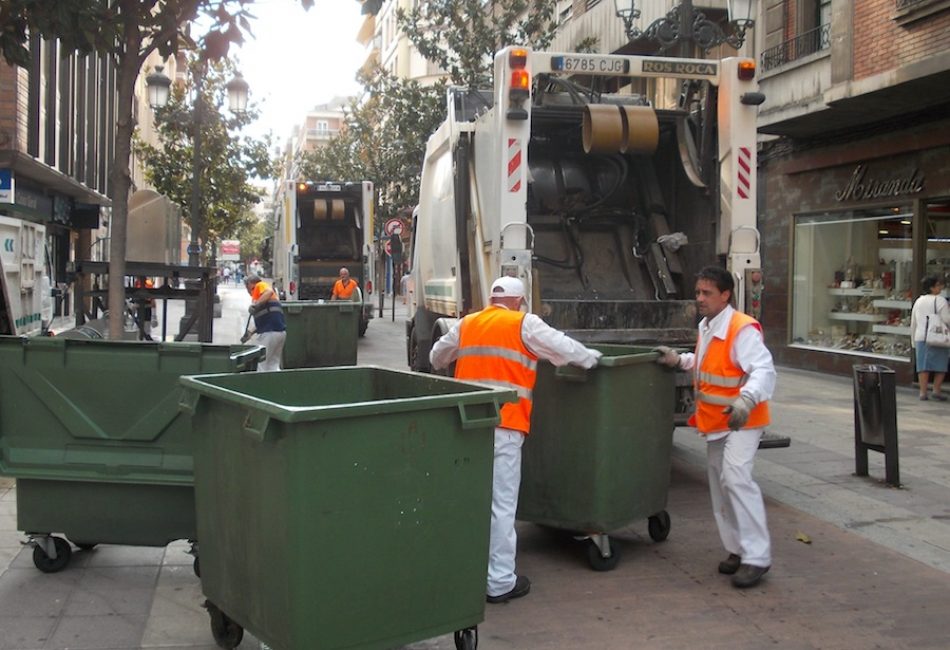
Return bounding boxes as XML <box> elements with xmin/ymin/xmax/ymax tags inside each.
<box><xmin>180</xmin><ymin>365</ymin><xmax>518</xmax><ymax>424</ymax></box>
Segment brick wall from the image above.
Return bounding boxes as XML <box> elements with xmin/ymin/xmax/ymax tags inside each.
<box><xmin>0</xmin><ymin>63</ymin><xmax>25</xmax><ymax>151</ymax></box>
<box><xmin>853</xmin><ymin>1</ymin><xmax>950</xmax><ymax>80</ymax></box>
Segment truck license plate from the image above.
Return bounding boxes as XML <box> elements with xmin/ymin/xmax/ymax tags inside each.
<box><xmin>550</xmin><ymin>56</ymin><xmax>630</xmax><ymax>74</ymax></box>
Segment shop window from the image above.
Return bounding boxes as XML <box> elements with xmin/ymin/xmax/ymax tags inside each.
<box><xmin>791</xmin><ymin>206</ymin><xmax>914</xmax><ymax>360</ymax></box>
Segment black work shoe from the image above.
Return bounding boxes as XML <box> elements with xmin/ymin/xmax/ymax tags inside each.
<box><xmin>718</xmin><ymin>553</ymin><xmax>741</xmax><ymax>575</ymax></box>
<box><xmin>486</xmin><ymin>575</ymin><xmax>531</xmax><ymax>604</ymax></box>
<box><xmin>731</xmin><ymin>564</ymin><xmax>770</xmax><ymax>588</ymax></box>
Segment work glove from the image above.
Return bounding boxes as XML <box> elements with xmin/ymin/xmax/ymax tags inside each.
<box><xmin>724</xmin><ymin>394</ymin><xmax>756</xmax><ymax>431</ymax></box>
<box><xmin>240</xmin><ymin>332</ymin><xmax>251</xmax><ymax>344</ymax></box>
<box><xmin>653</xmin><ymin>346</ymin><xmax>680</xmax><ymax>368</ymax></box>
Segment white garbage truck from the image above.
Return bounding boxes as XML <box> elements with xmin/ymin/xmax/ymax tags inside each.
<box><xmin>406</xmin><ymin>46</ymin><xmax>767</xmax><ymax>423</ymax></box>
<box><xmin>271</xmin><ymin>180</ymin><xmax>377</xmax><ymax>336</ymax></box>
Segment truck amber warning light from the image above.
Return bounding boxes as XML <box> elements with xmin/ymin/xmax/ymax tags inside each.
<box><xmin>738</xmin><ymin>60</ymin><xmax>756</xmax><ymax>80</ymax></box>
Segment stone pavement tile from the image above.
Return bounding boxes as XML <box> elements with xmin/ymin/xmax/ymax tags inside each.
<box><xmin>0</xmin><ymin>500</ymin><xmax>15</xmax><ymax>516</ymax></box>
<box><xmin>0</xmin><ymin>567</ymin><xmax>80</xmax><ymax>617</ymax></box>
<box><xmin>63</xmin><ymin>566</ymin><xmax>159</xmax><ymax>617</ymax></box>
<box><xmin>0</xmin><ymin>615</ymin><xmax>58</xmax><ymax>650</ymax></box>
<box><xmin>82</xmin><ymin>545</ymin><xmax>166</xmax><ymax>568</ymax></box>
<box><xmin>44</xmin><ymin>614</ymin><xmax>147</xmax><ymax>650</ymax></box>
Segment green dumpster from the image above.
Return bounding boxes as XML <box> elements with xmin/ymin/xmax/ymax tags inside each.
<box><xmin>179</xmin><ymin>366</ymin><xmax>515</xmax><ymax>650</ymax></box>
<box><xmin>281</xmin><ymin>300</ymin><xmax>360</xmax><ymax>368</ymax></box>
<box><xmin>517</xmin><ymin>344</ymin><xmax>676</xmax><ymax>571</ymax></box>
<box><xmin>0</xmin><ymin>336</ymin><xmax>264</xmax><ymax>572</ymax></box>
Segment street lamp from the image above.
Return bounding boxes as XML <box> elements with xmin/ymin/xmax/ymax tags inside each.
<box><xmin>144</xmin><ymin>61</ymin><xmax>250</xmax><ymax>267</ymax></box>
<box><xmin>614</xmin><ymin>0</ymin><xmax>755</xmax><ymax>52</ymax></box>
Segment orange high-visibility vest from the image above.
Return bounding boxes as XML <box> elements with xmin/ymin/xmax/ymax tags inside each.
<box><xmin>332</xmin><ymin>278</ymin><xmax>358</xmax><ymax>299</ymax></box>
<box><xmin>455</xmin><ymin>305</ymin><xmax>538</xmax><ymax>434</ymax></box>
<box><xmin>690</xmin><ymin>311</ymin><xmax>771</xmax><ymax>435</ymax></box>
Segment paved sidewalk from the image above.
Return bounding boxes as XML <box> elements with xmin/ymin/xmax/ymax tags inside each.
<box><xmin>1</xmin><ymin>290</ymin><xmax>948</xmax><ymax>648</ymax></box>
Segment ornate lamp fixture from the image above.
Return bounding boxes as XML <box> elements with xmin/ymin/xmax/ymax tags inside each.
<box><xmin>614</xmin><ymin>0</ymin><xmax>755</xmax><ymax>52</ymax></box>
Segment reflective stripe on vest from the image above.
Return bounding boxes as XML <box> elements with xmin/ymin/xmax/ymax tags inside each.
<box><xmin>455</xmin><ymin>305</ymin><xmax>538</xmax><ymax>434</ymax></box>
<box><xmin>692</xmin><ymin>311</ymin><xmax>771</xmax><ymax>434</ymax></box>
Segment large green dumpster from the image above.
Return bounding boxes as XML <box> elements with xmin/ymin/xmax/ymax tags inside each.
<box><xmin>179</xmin><ymin>366</ymin><xmax>515</xmax><ymax>650</ymax></box>
<box><xmin>281</xmin><ymin>300</ymin><xmax>360</xmax><ymax>368</ymax></box>
<box><xmin>517</xmin><ymin>345</ymin><xmax>675</xmax><ymax>571</ymax></box>
<box><xmin>0</xmin><ymin>336</ymin><xmax>264</xmax><ymax>572</ymax></box>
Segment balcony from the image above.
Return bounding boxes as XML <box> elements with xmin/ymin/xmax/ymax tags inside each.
<box><xmin>894</xmin><ymin>0</ymin><xmax>950</xmax><ymax>24</ymax></box>
<box><xmin>760</xmin><ymin>24</ymin><xmax>831</xmax><ymax>73</ymax></box>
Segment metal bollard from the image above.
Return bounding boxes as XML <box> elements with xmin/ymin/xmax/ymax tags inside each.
<box><xmin>852</xmin><ymin>364</ymin><xmax>900</xmax><ymax>487</ymax></box>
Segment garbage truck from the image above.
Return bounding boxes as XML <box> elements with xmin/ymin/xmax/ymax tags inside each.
<box><xmin>0</xmin><ymin>216</ymin><xmax>52</xmax><ymax>337</ymax></box>
<box><xmin>271</xmin><ymin>180</ymin><xmax>376</xmax><ymax>336</ymax></box>
<box><xmin>406</xmin><ymin>47</ymin><xmax>767</xmax><ymax>423</ymax></box>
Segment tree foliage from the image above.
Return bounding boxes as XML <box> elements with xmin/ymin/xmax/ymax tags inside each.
<box><xmin>396</xmin><ymin>0</ymin><xmax>559</xmax><ymax>86</ymax></box>
<box><xmin>0</xmin><ymin>0</ymin><xmax>311</xmax><ymax>339</ymax></box>
<box><xmin>135</xmin><ymin>56</ymin><xmax>273</xmax><ymax>263</ymax></box>
<box><xmin>298</xmin><ymin>67</ymin><xmax>446</xmax><ymax>224</ymax></box>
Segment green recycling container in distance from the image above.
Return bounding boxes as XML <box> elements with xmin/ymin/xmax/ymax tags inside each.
<box><xmin>281</xmin><ymin>300</ymin><xmax>359</xmax><ymax>368</ymax></box>
<box><xmin>518</xmin><ymin>345</ymin><xmax>676</xmax><ymax>535</ymax></box>
<box><xmin>179</xmin><ymin>366</ymin><xmax>515</xmax><ymax>650</ymax></box>
<box><xmin>0</xmin><ymin>336</ymin><xmax>264</xmax><ymax>554</ymax></box>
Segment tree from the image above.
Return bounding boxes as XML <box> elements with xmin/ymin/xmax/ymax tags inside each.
<box><xmin>298</xmin><ymin>67</ymin><xmax>446</xmax><ymax>226</ymax></box>
<box><xmin>0</xmin><ymin>0</ymin><xmax>313</xmax><ymax>338</ymax></box>
<box><xmin>135</xmin><ymin>56</ymin><xmax>273</xmax><ymax>264</ymax></box>
<box><xmin>233</xmin><ymin>212</ymin><xmax>269</xmax><ymax>265</ymax></box>
<box><xmin>397</xmin><ymin>0</ymin><xmax>559</xmax><ymax>86</ymax></box>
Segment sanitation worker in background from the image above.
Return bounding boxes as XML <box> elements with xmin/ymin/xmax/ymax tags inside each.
<box><xmin>242</xmin><ymin>275</ymin><xmax>286</xmax><ymax>372</ymax></box>
<box><xmin>655</xmin><ymin>265</ymin><xmax>776</xmax><ymax>588</ymax></box>
<box><xmin>331</xmin><ymin>267</ymin><xmax>359</xmax><ymax>301</ymax></box>
<box><xmin>430</xmin><ymin>276</ymin><xmax>602</xmax><ymax>604</ymax></box>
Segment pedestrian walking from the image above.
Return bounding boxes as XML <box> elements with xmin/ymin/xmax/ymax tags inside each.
<box><xmin>655</xmin><ymin>265</ymin><xmax>776</xmax><ymax>588</ymax></box>
<box><xmin>242</xmin><ymin>275</ymin><xmax>286</xmax><ymax>372</ymax></box>
<box><xmin>430</xmin><ymin>276</ymin><xmax>602</xmax><ymax>604</ymax></box>
<box><xmin>910</xmin><ymin>275</ymin><xmax>950</xmax><ymax>401</ymax></box>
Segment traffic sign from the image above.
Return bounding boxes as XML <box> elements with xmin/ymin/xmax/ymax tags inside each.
<box><xmin>384</xmin><ymin>240</ymin><xmax>392</xmax><ymax>256</ymax></box>
<box><xmin>384</xmin><ymin>218</ymin><xmax>404</xmax><ymax>236</ymax></box>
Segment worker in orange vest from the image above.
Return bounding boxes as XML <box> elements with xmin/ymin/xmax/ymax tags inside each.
<box><xmin>242</xmin><ymin>275</ymin><xmax>286</xmax><ymax>371</ymax></box>
<box><xmin>331</xmin><ymin>267</ymin><xmax>359</xmax><ymax>301</ymax></box>
<box><xmin>655</xmin><ymin>265</ymin><xmax>776</xmax><ymax>588</ymax></box>
<box><xmin>430</xmin><ymin>276</ymin><xmax>602</xmax><ymax>604</ymax></box>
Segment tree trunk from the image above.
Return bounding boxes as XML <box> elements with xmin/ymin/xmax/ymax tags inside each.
<box><xmin>107</xmin><ymin>24</ymin><xmax>144</xmax><ymax>339</ymax></box>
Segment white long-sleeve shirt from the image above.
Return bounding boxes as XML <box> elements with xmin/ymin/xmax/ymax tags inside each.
<box><xmin>677</xmin><ymin>305</ymin><xmax>776</xmax><ymax>441</ymax></box>
<box><xmin>429</xmin><ymin>305</ymin><xmax>602</xmax><ymax>371</ymax></box>
<box><xmin>909</xmin><ymin>293</ymin><xmax>950</xmax><ymax>343</ymax></box>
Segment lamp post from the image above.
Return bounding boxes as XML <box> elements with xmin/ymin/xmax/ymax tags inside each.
<box><xmin>145</xmin><ymin>61</ymin><xmax>249</xmax><ymax>339</ymax></box>
<box><xmin>614</xmin><ymin>0</ymin><xmax>755</xmax><ymax>54</ymax></box>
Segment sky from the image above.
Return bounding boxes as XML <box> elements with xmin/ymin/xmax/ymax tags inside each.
<box><xmin>230</xmin><ymin>1</ymin><xmax>366</xmax><ymax>146</ymax></box>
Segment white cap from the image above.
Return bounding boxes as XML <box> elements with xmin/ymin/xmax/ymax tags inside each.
<box><xmin>490</xmin><ymin>276</ymin><xmax>525</xmax><ymax>299</ymax></box>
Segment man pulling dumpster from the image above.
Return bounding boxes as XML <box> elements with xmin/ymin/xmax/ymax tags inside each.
<box><xmin>430</xmin><ymin>276</ymin><xmax>602</xmax><ymax>603</ymax></box>
<box><xmin>655</xmin><ymin>266</ymin><xmax>776</xmax><ymax>588</ymax></box>
<box><xmin>242</xmin><ymin>275</ymin><xmax>286</xmax><ymax>372</ymax></box>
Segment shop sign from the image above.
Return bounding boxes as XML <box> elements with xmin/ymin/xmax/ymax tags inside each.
<box><xmin>835</xmin><ymin>165</ymin><xmax>924</xmax><ymax>202</ymax></box>
<box><xmin>0</xmin><ymin>169</ymin><xmax>13</xmax><ymax>203</ymax></box>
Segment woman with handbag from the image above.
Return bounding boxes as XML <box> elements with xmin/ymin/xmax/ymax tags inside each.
<box><xmin>910</xmin><ymin>275</ymin><xmax>950</xmax><ymax>401</ymax></box>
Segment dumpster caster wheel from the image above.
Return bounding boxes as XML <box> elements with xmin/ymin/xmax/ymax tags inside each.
<box><xmin>586</xmin><ymin>538</ymin><xmax>621</xmax><ymax>572</ymax></box>
<box><xmin>32</xmin><ymin>536</ymin><xmax>72</xmax><ymax>573</ymax></box>
<box><xmin>193</xmin><ymin>556</ymin><xmax>201</xmax><ymax>578</ymax></box>
<box><xmin>206</xmin><ymin>600</ymin><xmax>243</xmax><ymax>649</ymax></box>
<box><xmin>454</xmin><ymin>626</ymin><xmax>478</xmax><ymax>650</ymax></box>
<box><xmin>648</xmin><ymin>511</ymin><xmax>671</xmax><ymax>542</ymax></box>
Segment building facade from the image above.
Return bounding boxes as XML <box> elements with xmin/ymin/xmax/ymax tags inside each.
<box><xmin>756</xmin><ymin>0</ymin><xmax>950</xmax><ymax>382</ymax></box>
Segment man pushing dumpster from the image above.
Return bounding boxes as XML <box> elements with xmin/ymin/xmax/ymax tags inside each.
<box><xmin>430</xmin><ymin>276</ymin><xmax>602</xmax><ymax>603</ymax></box>
<box><xmin>654</xmin><ymin>266</ymin><xmax>776</xmax><ymax>588</ymax></box>
<box><xmin>242</xmin><ymin>275</ymin><xmax>287</xmax><ymax>372</ymax></box>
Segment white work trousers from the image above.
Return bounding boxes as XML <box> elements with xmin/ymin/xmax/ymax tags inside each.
<box><xmin>487</xmin><ymin>427</ymin><xmax>525</xmax><ymax>597</ymax></box>
<box><xmin>255</xmin><ymin>331</ymin><xmax>286</xmax><ymax>372</ymax></box>
<box><xmin>706</xmin><ymin>428</ymin><xmax>771</xmax><ymax>568</ymax></box>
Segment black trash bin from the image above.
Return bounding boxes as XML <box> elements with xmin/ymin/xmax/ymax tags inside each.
<box><xmin>852</xmin><ymin>364</ymin><xmax>899</xmax><ymax>486</ymax></box>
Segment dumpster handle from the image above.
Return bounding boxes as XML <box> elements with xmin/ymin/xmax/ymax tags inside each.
<box><xmin>457</xmin><ymin>402</ymin><xmax>501</xmax><ymax>430</ymax></box>
<box><xmin>179</xmin><ymin>390</ymin><xmax>200</xmax><ymax>415</ymax></box>
<box><xmin>554</xmin><ymin>365</ymin><xmax>589</xmax><ymax>382</ymax></box>
<box><xmin>243</xmin><ymin>410</ymin><xmax>274</xmax><ymax>442</ymax></box>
